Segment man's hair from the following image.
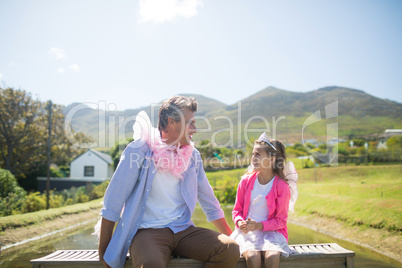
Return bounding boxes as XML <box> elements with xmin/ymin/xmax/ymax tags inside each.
<box><xmin>158</xmin><ymin>96</ymin><xmax>198</xmax><ymax>133</ymax></box>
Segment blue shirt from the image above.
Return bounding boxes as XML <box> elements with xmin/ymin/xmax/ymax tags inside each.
<box><xmin>101</xmin><ymin>140</ymin><xmax>225</xmax><ymax>268</ymax></box>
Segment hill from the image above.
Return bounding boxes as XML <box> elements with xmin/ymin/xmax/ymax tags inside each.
<box><xmin>225</xmin><ymin>86</ymin><xmax>402</xmax><ymax>118</ymax></box>
<box><xmin>63</xmin><ymin>86</ymin><xmax>402</xmax><ymax>148</ymax></box>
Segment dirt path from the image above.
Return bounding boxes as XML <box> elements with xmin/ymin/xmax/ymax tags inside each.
<box><xmin>288</xmin><ymin>213</ymin><xmax>401</xmax><ymax>263</ymax></box>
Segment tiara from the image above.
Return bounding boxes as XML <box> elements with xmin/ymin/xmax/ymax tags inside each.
<box><xmin>257</xmin><ymin>132</ymin><xmax>277</xmax><ymax>151</ymax></box>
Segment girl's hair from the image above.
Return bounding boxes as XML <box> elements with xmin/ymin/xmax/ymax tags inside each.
<box><xmin>254</xmin><ymin>139</ymin><xmax>287</xmax><ymax>182</ymax></box>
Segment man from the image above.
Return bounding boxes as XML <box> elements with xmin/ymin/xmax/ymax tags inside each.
<box><xmin>98</xmin><ymin>96</ymin><xmax>240</xmax><ymax>268</ymax></box>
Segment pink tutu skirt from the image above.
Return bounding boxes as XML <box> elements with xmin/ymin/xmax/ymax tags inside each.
<box><xmin>230</xmin><ymin>228</ymin><xmax>290</xmax><ymax>257</ymax></box>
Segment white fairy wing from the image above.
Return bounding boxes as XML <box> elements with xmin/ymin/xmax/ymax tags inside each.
<box><xmin>284</xmin><ymin>161</ymin><xmax>298</xmax><ymax>212</ymax></box>
<box><xmin>133</xmin><ymin>111</ymin><xmax>153</xmax><ymax>141</ymax></box>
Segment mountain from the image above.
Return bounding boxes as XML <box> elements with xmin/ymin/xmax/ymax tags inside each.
<box><xmin>226</xmin><ymin>86</ymin><xmax>402</xmax><ymax>118</ymax></box>
<box><xmin>63</xmin><ymin>86</ymin><xmax>402</xmax><ymax>148</ymax></box>
<box><xmin>179</xmin><ymin>93</ymin><xmax>227</xmax><ymax>117</ymax></box>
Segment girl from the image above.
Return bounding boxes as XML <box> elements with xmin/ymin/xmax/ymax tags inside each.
<box><xmin>231</xmin><ymin>133</ymin><xmax>298</xmax><ymax>268</ymax></box>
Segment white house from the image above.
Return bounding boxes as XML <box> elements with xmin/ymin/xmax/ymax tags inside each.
<box><xmin>37</xmin><ymin>149</ymin><xmax>114</xmax><ymax>192</ymax></box>
<box><xmin>70</xmin><ymin>149</ymin><xmax>114</xmax><ymax>180</ymax></box>
<box><xmin>377</xmin><ymin>129</ymin><xmax>402</xmax><ymax>149</ymax></box>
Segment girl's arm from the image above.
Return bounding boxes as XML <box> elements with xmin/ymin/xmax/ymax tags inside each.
<box><xmin>232</xmin><ymin>179</ymin><xmax>246</xmax><ymax>227</ymax></box>
<box><xmin>260</xmin><ymin>181</ymin><xmax>290</xmax><ymax>231</ymax></box>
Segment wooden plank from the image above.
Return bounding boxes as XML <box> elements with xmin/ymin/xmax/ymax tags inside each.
<box><xmin>293</xmin><ymin>245</ymin><xmax>305</xmax><ymax>254</ymax></box>
<box><xmin>78</xmin><ymin>251</ymin><xmax>94</xmax><ymax>260</ymax></box>
<box><xmin>87</xmin><ymin>251</ymin><xmax>99</xmax><ymax>260</ymax></box>
<box><xmin>330</xmin><ymin>243</ymin><xmax>355</xmax><ymax>255</ymax></box>
<box><xmin>300</xmin><ymin>245</ymin><xmax>318</xmax><ymax>254</ymax></box>
<box><xmin>279</xmin><ymin>257</ymin><xmax>348</xmax><ymax>268</ymax></box>
<box><xmin>299</xmin><ymin>245</ymin><xmax>316</xmax><ymax>254</ymax></box>
<box><xmin>71</xmin><ymin>251</ymin><xmax>86</xmax><ymax>260</ymax></box>
<box><xmin>41</xmin><ymin>250</ymin><xmax>67</xmax><ymax>260</ymax></box>
<box><xmin>323</xmin><ymin>244</ymin><xmax>340</xmax><ymax>253</ymax></box>
<box><xmin>316</xmin><ymin>244</ymin><xmax>333</xmax><ymax>254</ymax></box>
<box><xmin>346</xmin><ymin>257</ymin><xmax>355</xmax><ymax>268</ymax></box>
<box><xmin>49</xmin><ymin>250</ymin><xmax>76</xmax><ymax>260</ymax></box>
<box><xmin>306</xmin><ymin>245</ymin><xmax>324</xmax><ymax>254</ymax></box>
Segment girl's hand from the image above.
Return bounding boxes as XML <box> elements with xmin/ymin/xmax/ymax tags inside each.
<box><xmin>237</xmin><ymin>220</ymin><xmax>249</xmax><ymax>234</ymax></box>
<box><xmin>246</xmin><ymin>218</ymin><xmax>263</xmax><ymax>231</ymax></box>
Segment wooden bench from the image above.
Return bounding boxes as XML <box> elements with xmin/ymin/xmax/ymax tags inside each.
<box><xmin>31</xmin><ymin>243</ymin><xmax>355</xmax><ymax>268</ymax></box>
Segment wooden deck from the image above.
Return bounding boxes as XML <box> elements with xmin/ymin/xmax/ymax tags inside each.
<box><xmin>31</xmin><ymin>243</ymin><xmax>355</xmax><ymax>268</ymax></box>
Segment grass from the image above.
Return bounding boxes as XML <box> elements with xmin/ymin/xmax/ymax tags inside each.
<box><xmin>2</xmin><ymin>163</ymin><xmax>400</xmax><ymax>235</ymax></box>
<box><xmin>0</xmin><ymin>198</ymin><xmax>103</xmax><ymax>232</ymax></box>
<box><xmin>206</xmin><ymin>163</ymin><xmax>402</xmax><ymax>233</ymax></box>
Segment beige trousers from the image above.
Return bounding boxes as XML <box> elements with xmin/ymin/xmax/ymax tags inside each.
<box><xmin>130</xmin><ymin>226</ymin><xmax>240</xmax><ymax>268</ymax></box>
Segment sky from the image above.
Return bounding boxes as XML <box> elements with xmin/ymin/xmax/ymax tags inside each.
<box><xmin>0</xmin><ymin>0</ymin><xmax>401</xmax><ymax>111</ymax></box>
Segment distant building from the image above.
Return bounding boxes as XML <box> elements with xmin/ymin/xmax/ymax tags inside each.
<box><xmin>303</xmin><ymin>139</ymin><xmax>321</xmax><ymax>147</ymax></box>
<box><xmin>377</xmin><ymin>129</ymin><xmax>402</xmax><ymax>149</ymax></box>
<box><xmin>38</xmin><ymin>149</ymin><xmax>113</xmax><ymax>192</ymax></box>
<box><xmin>70</xmin><ymin>149</ymin><xmax>114</xmax><ymax>179</ymax></box>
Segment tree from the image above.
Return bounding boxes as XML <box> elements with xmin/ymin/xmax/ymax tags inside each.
<box><xmin>0</xmin><ymin>87</ymin><xmax>93</xmax><ymax>181</ymax></box>
<box><xmin>110</xmin><ymin>139</ymin><xmax>133</xmax><ymax>170</ymax></box>
<box><xmin>196</xmin><ymin>140</ymin><xmax>214</xmax><ymax>160</ymax></box>
<box><xmin>0</xmin><ymin>88</ymin><xmax>46</xmax><ymax>178</ymax></box>
<box><xmin>386</xmin><ymin>136</ymin><xmax>402</xmax><ymax>151</ymax></box>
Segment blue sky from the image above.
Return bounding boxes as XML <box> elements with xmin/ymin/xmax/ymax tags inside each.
<box><xmin>1</xmin><ymin>0</ymin><xmax>401</xmax><ymax>110</ymax></box>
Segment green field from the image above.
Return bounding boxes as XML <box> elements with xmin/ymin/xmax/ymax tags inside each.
<box><xmin>3</xmin><ymin>163</ymin><xmax>400</xmax><ymax>236</ymax></box>
<box><xmin>0</xmin><ymin>198</ymin><xmax>102</xmax><ymax>232</ymax></box>
<box><xmin>206</xmin><ymin>163</ymin><xmax>402</xmax><ymax>233</ymax></box>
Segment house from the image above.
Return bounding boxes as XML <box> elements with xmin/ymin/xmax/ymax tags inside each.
<box><xmin>70</xmin><ymin>149</ymin><xmax>114</xmax><ymax>179</ymax></box>
<box><xmin>377</xmin><ymin>129</ymin><xmax>402</xmax><ymax>149</ymax></box>
<box><xmin>37</xmin><ymin>149</ymin><xmax>113</xmax><ymax>192</ymax></box>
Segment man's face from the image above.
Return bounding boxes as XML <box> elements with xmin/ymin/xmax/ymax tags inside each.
<box><xmin>165</xmin><ymin>108</ymin><xmax>197</xmax><ymax>146</ymax></box>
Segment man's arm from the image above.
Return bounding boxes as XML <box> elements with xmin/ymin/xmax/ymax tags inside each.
<box><xmin>211</xmin><ymin>217</ymin><xmax>233</xmax><ymax>236</ymax></box>
<box><xmin>98</xmin><ymin>217</ymin><xmax>115</xmax><ymax>268</ymax></box>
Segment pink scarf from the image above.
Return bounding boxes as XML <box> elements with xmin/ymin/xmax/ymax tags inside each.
<box><xmin>133</xmin><ymin>111</ymin><xmax>194</xmax><ymax>179</ymax></box>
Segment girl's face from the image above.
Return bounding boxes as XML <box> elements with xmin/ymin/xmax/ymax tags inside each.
<box><xmin>251</xmin><ymin>145</ymin><xmax>276</xmax><ymax>171</ymax></box>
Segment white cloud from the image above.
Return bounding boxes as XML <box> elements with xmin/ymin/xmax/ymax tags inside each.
<box><xmin>48</xmin><ymin>48</ymin><xmax>66</xmax><ymax>60</ymax></box>
<box><xmin>138</xmin><ymin>0</ymin><xmax>202</xmax><ymax>24</ymax></box>
<box><xmin>0</xmin><ymin>73</ymin><xmax>3</xmax><ymax>88</ymax></box>
<box><xmin>57</xmin><ymin>68</ymin><xmax>65</xmax><ymax>73</ymax></box>
<box><xmin>8</xmin><ymin>61</ymin><xmax>18</xmax><ymax>67</ymax></box>
<box><xmin>68</xmin><ymin>64</ymin><xmax>80</xmax><ymax>72</ymax></box>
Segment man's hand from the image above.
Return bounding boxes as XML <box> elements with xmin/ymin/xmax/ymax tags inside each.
<box><xmin>98</xmin><ymin>218</ymin><xmax>115</xmax><ymax>268</ymax></box>
<box><xmin>246</xmin><ymin>218</ymin><xmax>263</xmax><ymax>232</ymax></box>
<box><xmin>98</xmin><ymin>250</ymin><xmax>110</xmax><ymax>268</ymax></box>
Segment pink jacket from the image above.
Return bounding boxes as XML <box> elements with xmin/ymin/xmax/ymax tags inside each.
<box><xmin>232</xmin><ymin>171</ymin><xmax>290</xmax><ymax>242</ymax></box>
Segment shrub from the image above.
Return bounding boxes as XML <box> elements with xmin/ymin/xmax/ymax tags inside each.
<box><xmin>75</xmin><ymin>187</ymin><xmax>89</xmax><ymax>203</ymax></box>
<box><xmin>0</xmin><ymin>169</ymin><xmax>26</xmax><ymax>198</ymax></box>
<box><xmin>49</xmin><ymin>191</ymin><xmax>66</xmax><ymax>208</ymax></box>
<box><xmin>216</xmin><ymin>176</ymin><xmax>239</xmax><ymax>204</ymax></box>
<box><xmin>0</xmin><ymin>179</ymin><xmax>109</xmax><ymax>216</ymax></box>
<box><xmin>0</xmin><ymin>192</ymin><xmax>26</xmax><ymax>216</ymax></box>
<box><xmin>89</xmin><ymin>181</ymin><xmax>109</xmax><ymax>200</ymax></box>
<box><xmin>22</xmin><ymin>192</ymin><xmax>46</xmax><ymax>213</ymax></box>
<box><xmin>65</xmin><ymin>198</ymin><xmax>74</xmax><ymax>205</ymax></box>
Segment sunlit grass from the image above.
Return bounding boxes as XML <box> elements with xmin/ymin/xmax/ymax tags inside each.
<box><xmin>0</xmin><ymin>198</ymin><xmax>102</xmax><ymax>232</ymax></box>
<box><xmin>206</xmin><ymin>164</ymin><xmax>402</xmax><ymax>233</ymax></box>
